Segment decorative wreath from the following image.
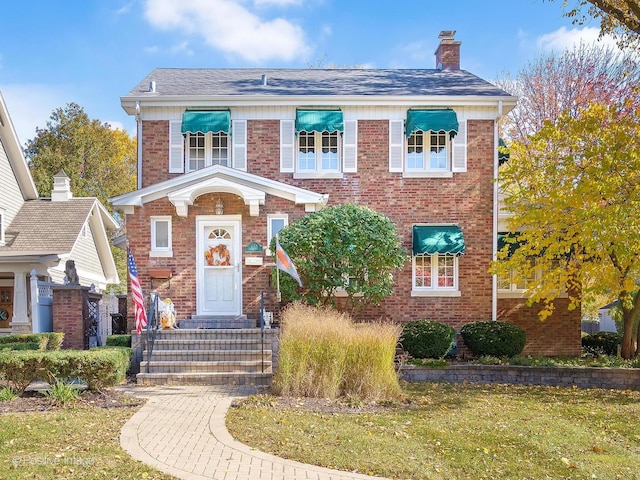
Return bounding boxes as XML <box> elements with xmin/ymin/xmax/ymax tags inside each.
<box><xmin>205</xmin><ymin>244</ymin><xmax>231</xmax><ymax>266</ymax></box>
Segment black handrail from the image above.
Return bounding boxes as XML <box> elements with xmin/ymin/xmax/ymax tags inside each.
<box><xmin>146</xmin><ymin>293</ymin><xmax>160</xmax><ymax>374</ymax></box>
<box><xmin>260</xmin><ymin>291</ymin><xmax>265</xmax><ymax>373</ymax></box>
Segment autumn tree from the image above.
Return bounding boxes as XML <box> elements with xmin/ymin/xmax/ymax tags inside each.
<box><xmin>273</xmin><ymin>203</ymin><xmax>407</xmax><ymax>313</ymax></box>
<box><xmin>494</xmin><ymin>100</ymin><xmax>640</xmax><ymax>358</ymax></box>
<box><xmin>549</xmin><ymin>0</ymin><xmax>640</xmax><ymax>49</ymax></box>
<box><xmin>25</xmin><ymin>103</ymin><xmax>137</xmax><ymax>212</ymax></box>
<box><xmin>496</xmin><ymin>42</ymin><xmax>639</xmax><ymax>144</ymax></box>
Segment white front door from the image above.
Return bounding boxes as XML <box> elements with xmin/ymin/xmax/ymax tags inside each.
<box><xmin>196</xmin><ymin>216</ymin><xmax>242</xmax><ymax>316</ymax></box>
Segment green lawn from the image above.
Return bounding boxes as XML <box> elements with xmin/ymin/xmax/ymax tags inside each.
<box><xmin>226</xmin><ymin>382</ymin><xmax>640</xmax><ymax>480</ymax></box>
<box><xmin>0</xmin><ymin>401</ymin><xmax>175</xmax><ymax>479</ymax></box>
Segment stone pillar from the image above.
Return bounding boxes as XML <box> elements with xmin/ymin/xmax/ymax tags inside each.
<box><xmin>29</xmin><ymin>269</ymin><xmax>40</xmax><ymax>333</ymax></box>
<box><xmin>10</xmin><ymin>271</ymin><xmax>31</xmax><ymax>334</ymax></box>
<box><xmin>53</xmin><ymin>285</ymin><xmax>90</xmax><ymax>350</ymax></box>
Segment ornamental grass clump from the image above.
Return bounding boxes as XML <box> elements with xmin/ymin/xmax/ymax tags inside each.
<box><xmin>273</xmin><ymin>303</ymin><xmax>401</xmax><ymax>400</ymax></box>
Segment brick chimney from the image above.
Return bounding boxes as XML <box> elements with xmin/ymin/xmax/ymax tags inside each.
<box><xmin>51</xmin><ymin>170</ymin><xmax>73</xmax><ymax>202</ymax></box>
<box><xmin>434</xmin><ymin>30</ymin><xmax>461</xmax><ymax>70</ymax></box>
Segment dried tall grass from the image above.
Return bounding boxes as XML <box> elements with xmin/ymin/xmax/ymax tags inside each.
<box><xmin>272</xmin><ymin>303</ymin><xmax>402</xmax><ymax>400</ymax></box>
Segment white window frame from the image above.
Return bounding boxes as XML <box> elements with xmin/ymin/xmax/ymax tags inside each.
<box><xmin>185</xmin><ymin>132</ymin><xmax>230</xmax><ymax>172</ymax></box>
<box><xmin>411</xmin><ymin>253</ymin><xmax>461</xmax><ymax>297</ymax></box>
<box><xmin>266</xmin><ymin>214</ymin><xmax>288</xmax><ymax>255</ymax></box>
<box><xmin>405</xmin><ymin>130</ymin><xmax>453</xmax><ymax>177</ymax></box>
<box><xmin>293</xmin><ymin>131</ymin><xmax>342</xmax><ymax>179</ymax></box>
<box><xmin>150</xmin><ymin>216</ymin><xmax>173</xmax><ymax>257</ymax></box>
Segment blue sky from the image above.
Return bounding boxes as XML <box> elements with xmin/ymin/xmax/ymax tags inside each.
<box><xmin>0</xmin><ymin>0</ymin><xmax>613</xmax><ymax>145</ymax></box>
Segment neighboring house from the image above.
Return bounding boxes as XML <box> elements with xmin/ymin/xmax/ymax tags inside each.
<box><xmin>597</xmin><ymin>302</ymin><xmax>619</xmax><ymax>333</ymax></box>
<box><xmin>0</xmin><ymin>91</ymin><xmax>119</xmax><ymax>335</ymax></box>
<box><xmin>112</xmin><ymin>31</ymin><xmax>581</xmax><ymax>355</ymax></box>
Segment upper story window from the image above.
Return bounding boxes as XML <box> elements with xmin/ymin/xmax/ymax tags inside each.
<box><xmin>150</xmin><ymin>216</ymin><xmax>172</xmax><ymax>257</ymax></box>
<box><xmin>411</xmin><ymin>225</ymin><xmax>465</xmax><ymax>297</ymax></box>
<box><xmin>169</xmin><ymin>110</ymin><xmax>247</xmax><ymax>174</ymax></box>
<box><xmin>390</xmin><ymin>109</ymin><xmax>467</xmax><ymax>177</ymax></box>
<box><xmin>280</xmin><ymin>109</ymin><xmax>357</xmax><ymax>178</ymax></box>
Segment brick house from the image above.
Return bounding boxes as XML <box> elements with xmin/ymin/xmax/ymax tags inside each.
<box><xmin>112</xmin><ymin>31</ymin><xmax>582</xmax><ymax>356</ymax></box>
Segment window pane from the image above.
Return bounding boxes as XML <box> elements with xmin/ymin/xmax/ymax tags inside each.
<box><xmin>298</xmin><ymin>132</ymin><xmax>316</xmax><ymax>170</ymax></box>
<box><xmin>414</xmin><ymin>254</ymin><xmax>431</xmax><ymax>287</ymax></box>
<box><xmin>155</xmin><ymin>221</ymin><xmax>169</xmax><ymax>248</ymax></box>
<box><xmin>271</xmin><ymin>218</ymin><xmax>285</xmax><ymax>239</ymax></box>
<box><xmin>429</xmin><ymin>132</ymin><xmax>448</xmax><ymax>169</ymax></box>
<box><xmin>188</xmin><ymin>133</ymin><xmax>206</xmax><ymax>171</ymax></box>
<box><xmin>321</xmin><ymin>132</ymin><xmax>339</xmax><ymax>170</ymax></box>
<box><xmin>211</xmin><ymin>133</ymin><xmax>228</xmax><ymax>166</ymax></box>
<box><xmin>437</xmin><ymin>255</ymin><xmax>455</xmax><ymax>287</ymax></box>
<box><xmin>407</xmin><ymin>132</ymin><xmax>424</xmax><ymax>169</ymax></box>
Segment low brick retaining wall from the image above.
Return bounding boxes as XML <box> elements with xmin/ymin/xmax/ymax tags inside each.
<box><xmin>401</xmin><ymin>365</ymin><xmax>640</xmax><ymax>391</ymax></box>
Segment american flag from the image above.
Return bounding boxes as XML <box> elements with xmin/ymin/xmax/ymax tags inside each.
<box><xmin>128</xmin><ymin>247</ymin><xmax>148</xmax><ymax>334</ymax></box>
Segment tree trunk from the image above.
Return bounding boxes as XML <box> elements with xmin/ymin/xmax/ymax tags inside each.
<box><xmin>620</xmin><ymin>311</ymin><xmax>636</xmax><ymax>359</ymax></box>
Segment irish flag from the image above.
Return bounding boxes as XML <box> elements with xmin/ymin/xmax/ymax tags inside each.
<box><xmin>275</xmin><ymin>238</ymin><xmax>303</xmax><ymax>287</ymax></box>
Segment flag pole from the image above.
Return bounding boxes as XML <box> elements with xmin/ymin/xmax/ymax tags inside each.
<box><xmin>275</xmin><ymin>234</ymin><xmax>281</xmax><ymax>302</ymax></box>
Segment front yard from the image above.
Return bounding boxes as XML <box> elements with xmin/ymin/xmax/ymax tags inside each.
<box><xmin>227</xmin><ymin>382</ymin><xmax>640</xmax><ymax>480</ymax></box>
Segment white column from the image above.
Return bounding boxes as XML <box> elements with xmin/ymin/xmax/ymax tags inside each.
<box><xmin>29</xmin><ymin>269</ymin><xmax>40</xmax><ymax>333</ymax></box>
<box><xmin>10</xmin><ymin>271</ymin><xmax>30</xmax><ymax>333</ymax></box>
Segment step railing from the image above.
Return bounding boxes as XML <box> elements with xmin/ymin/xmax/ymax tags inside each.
<box><xmin>145</xmin><ymin>293</ymin><xmax>160</xmax><ymax>374</ymax></box>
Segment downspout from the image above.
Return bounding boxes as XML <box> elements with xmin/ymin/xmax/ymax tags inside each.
<box><xmin>135</xmin><ymin>101</ymin><xmax>142</xmax><ymax>190</ymax></box>
<box><xmin>492</xmin><ymin>101</ymin><xmax>503</xmax><ymax>321</ymax></box>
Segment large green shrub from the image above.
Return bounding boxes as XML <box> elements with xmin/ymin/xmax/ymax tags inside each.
<box><xmin>400</xmin><ymin>320</ymin><xmax>456</xmax><ymax>359</ymax></box>
<box><xmin>582</xmin><ymin>331</ymin><xmax>623</xmax><ymax>356</ymax></box>
<box><xmin>106</xmin><ymin>334</ymin><xmax>132</xmax><ymax>348</ymax></box>
<box><xmin>460</xmin><ymin>321</ymin><xmax>526</xmax><ymax>357</ymax></box>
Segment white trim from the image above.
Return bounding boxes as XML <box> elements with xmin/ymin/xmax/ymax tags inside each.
<box><xmin>150</xmin><ymin>216</ymin><xmax>173</xmax><ymax>256</ymax></box>
<box><xmin>232</xmin><ymin>119</ymin><xmax>247</xmax><ymax>171</ymax></box>
<box><xmin>342</xmin><ymin>119</ymin><xmax>358</xmax><ymax>172</ymax></box>
<box><xmin>266</xmin><ymin>214</ymin><xmax>288</xmax><ymax>253</ymax></box>
<box><xmin>169</xmin><ymin>120</ymin><xmax>185</xmax><ymax>173</ymax></box>
<box><xmin>452</xmin><ymin>119</ymin><xmax>467</xmax><ymax>172</ymax></box>
<box><xmin>411</xmin><ymin>253</ymin><xmax>460</xmax><ymax>294</ymax></box>
<box><xmin>411</xmin><ymin>290</ymin><xmax>462</xmax><ymax>297</ymax></box>
<box><xmin>280</xmin><ymin>120</ymin><xmax>295</xmax><ymax>172</ymax></box>
<box><xmin>389</xmin><ymin>120</ymin><xmax>404</xmax><ymax>172</ymax></box>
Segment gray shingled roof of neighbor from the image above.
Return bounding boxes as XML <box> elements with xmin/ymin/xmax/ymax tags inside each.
<box><xmin>123</xmin><ymin>68</ymin><xmax>513</xmax><ymax>98</ymax></box>
<box><xmin>0</xmin><ymin>198</ymin><xmax>96</xmax><ymax>255</ymax></box>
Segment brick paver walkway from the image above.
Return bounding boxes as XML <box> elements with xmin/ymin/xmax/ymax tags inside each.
<box><xmin>119</xmin><ymin>385</ymin><xmax>387</xmax><ymax>480</ymax></box>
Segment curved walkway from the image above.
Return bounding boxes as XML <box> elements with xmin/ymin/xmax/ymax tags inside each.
<box><xmin>119</xmin><ymin>385</ymin><xmax>388</xmax><ymax>480</ymax></box>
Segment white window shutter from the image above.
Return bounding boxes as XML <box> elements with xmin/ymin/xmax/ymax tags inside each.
<box><xmin>389</xmin><ymin>120</ymin><xmax>404</xmax><ymax>172</ymax></box>
<box><xmin>342</xmin><ymin>120</ymin><xmax>358</xmax><ymax>173</ymax></box>
<box><xmin>169</xmin><ymin>120</ymin><xmax>184</xmax><ymax>173</ymax></box>
<box><xmin>280</xmin><ymin>119</ymin><xmax>295</xmax><ymax>173</ymax></box>
<box><xmin>452</xmin><ymin>119</ymin><xmax>467</xmax><ymax>172</ymax></box>
<box><xmin>232</xmin><ymin>120</ymin><xmax>247</xmax><ymax>171</ymax></box>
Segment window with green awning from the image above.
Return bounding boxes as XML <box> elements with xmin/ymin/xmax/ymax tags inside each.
<box><xmin>413</xmin><ymin>225</ymin><xmax>465</xmax><ymax>255</ymax></box>
<box><xmin>181</xmin><ymin>110</ymin><xmax>231</xmax><ymax>134</ymax></box>
<box><xmin>295</xmin><ymin>109</ymin><xmax>344</xmax><ymax>133</ymax></box>
<box><xmin>406</xmin><ymin>109</ymin><xmax>459</xmax><ymax>138</ymax></box>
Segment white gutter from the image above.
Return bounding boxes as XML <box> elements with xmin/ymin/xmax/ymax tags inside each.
<box><xmin>492</xmin><ymin>100</ymin><xmax>504</xmax><ymax>322</ymax></box>
<box><xmin>136</xmin><ymin>101</ymin><xmax>142</xmax><ymax>191</ymax></box>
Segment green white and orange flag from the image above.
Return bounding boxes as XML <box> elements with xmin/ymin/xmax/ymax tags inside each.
<box><xmin>275</xmin><ymin>237</ymin><xmax>302</xmax><ymax>287</ymax></box>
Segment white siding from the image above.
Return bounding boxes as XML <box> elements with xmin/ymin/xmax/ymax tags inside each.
<box><xmin>68</xmin><ymin>223</ymin><xmax>108</xmax><ymax>288</ymax></box>
<box><xmin>0</xmin><ymin>139</ymin><xmax>25</xmax><ymax>227</ymax></box>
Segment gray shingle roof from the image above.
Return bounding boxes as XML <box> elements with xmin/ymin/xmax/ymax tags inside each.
<box><xmin>0</xmin><ymin>198</ymin><xmax>96</xmax><ymax>254</ymax></box>
<box><xmin>124</xmin><ymin>68</ymin><xmax>511</xmax><ymax>98</ymax></box>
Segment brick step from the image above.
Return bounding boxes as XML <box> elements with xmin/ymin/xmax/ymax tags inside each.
<box><xmin>143</xmin><ymin>349</ymin><xmax>272</xmax><ymax>362</ymax></box>
<box><xmin>178</xmin><ymin>315</ymin><xmax>257</xmax><ymax>329</ymax></box>
<box><xmin>136</xmin><ymin>371</ymin><xmax>272</xmax><ymax>386</ymax></box>
<box><xmin>139</xmin><ymin>360</ymin><xmax>272</xmax><ymax>374</ymax></box>
<box><xmin>147</xmin><ymin>338</ymin><xmax>270</xmax><ymax>351</ymax></box>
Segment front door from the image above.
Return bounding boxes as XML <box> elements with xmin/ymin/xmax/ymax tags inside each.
<box><xmin>196</xmin><ymin>216</ymin><xmax>242</xmax><ymax>316</ymax></box>
<box><xmin>0</xmin><ymin>287</ymin><xmax>13</xmax><ymax>329</ymax></box>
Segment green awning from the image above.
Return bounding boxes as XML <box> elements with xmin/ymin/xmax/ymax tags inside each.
<box><xmin>413</xmin><ymin>225</ymin><xmax>465</xmax><ymax>255</ymax></box>
<box><xmin>497</xmin><ymin>232</ymin><xmax>521</xmax><ymax>256</ymax></box>
<box><xmin>498</xmin><ymin>138</ymin><xmax>510</xmax><ymax>165</ymax></box>
<box><xmin>181</xmin><ymin>110</ymin><xmax>231</xmax><ymax>134</ymax></box>
<box><xmin>295</xmin><ymin>109</ymin><xmax>343</xmax><ymax>133</ymax></box>
<box><xmin>406</xmin><ymin>109</ymin><xmax>459</xmax><ymax>138</ymax></box>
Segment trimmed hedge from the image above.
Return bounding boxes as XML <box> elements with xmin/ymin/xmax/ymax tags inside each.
<box><xmin>400</xmin><ymin>320</ymin><xmax>456</xmax><ymax>359</ymax></box>
<box><xmin>0</xmin><ymin>348</ymin><xmax>130</xmax><ymax>393</ymax></box>
<box><xmin>460</xmin><ymin>321</ymin><xmax>526</xmax><ymax>357</ymax></box>
<box><xmin>0</xmin><ymin>342</ymin><xmax>40</xmax><ymax>351</ymax></box>
<box><xmin>0</xmin><ymin>333</ymin><xmax>64</xmax><ymax>350</ymax></box>
<box><xmin>582</xmin><ymin>331</ymin><xmax>623</xmax><ymax>356</ymax></box>
<box><xmin>106</xmin><ymin>334</ymin><xmax>132</xmax><ymax>348</ymax></box>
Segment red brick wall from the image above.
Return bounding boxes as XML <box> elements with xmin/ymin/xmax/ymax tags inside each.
<box><xmin>498</xmin><ymin>297</ymin><xmax>582</xmax><ymax>356</ymax></box>
<box><xmin>128</xmin><ymin>118</ymin><xmax>557</xmax><ymax>343</ymax></box>
<box><xmin>52</xmin><ymin>286</ymin><xmax>87</xmax><ymax>350</ymax></box>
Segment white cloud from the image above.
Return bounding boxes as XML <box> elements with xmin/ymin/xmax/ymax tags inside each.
<box><xmin>536</xmin><ymin>26</ymin><xmax>618</xmax><ymax>53</ymax></box>
<box><xmin>253</xmin><ymin>0</ymin><xmax>301</xmax><ymax>6</ymax></box>
<box><xmin>0</xmin><ymin>84</ymin><xmax>65</xmax><ymax>145</ymax></box>
<box><xmin>115</xmin><ymin>2</ymin><xmax>134</xmax><ymax>15</ymax></box>
<box><xmin>143</xmin><ymin>0</ymin><xmax>310</xmax><ymax>63</ymax></box>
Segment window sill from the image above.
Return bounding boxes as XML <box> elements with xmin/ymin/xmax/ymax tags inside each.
<box><xmin>293</xmin><ymin>172</ymin><xmax>344</xmax><ymax>180</ymax></box>
<box><xmin>411</xmin><ymin>290</ymin><xmax>461</xmax><ymax>297</ymax></box>
<box><xmin>403</xmin><ymin>171</ymin><xmax>453</xmax><ymax>178</ymax></box>
<box><xmin>498</xmin><ymin>291</ymin><xmax>568</xmax><ymax>299</ymax></box>
<box><xmin>149</xmin><ymin>250</ymin><xmax>173</xmax><ymax>258</ymax></box>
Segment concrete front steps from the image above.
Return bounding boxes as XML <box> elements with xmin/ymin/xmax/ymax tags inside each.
<box><xmin>136</xmin><ymin>321</ymin><xmax>274</xmax><ymax>386</ymax></box>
